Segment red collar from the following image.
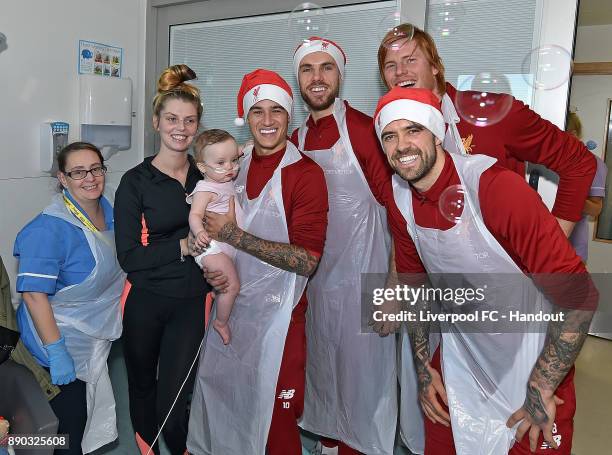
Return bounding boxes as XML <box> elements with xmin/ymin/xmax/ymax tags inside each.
<box><xmin>410</xmin><ymin>151</ymin><xmax>457</xmax><ymax>204</ymax></box>
<box><xmin>252</xmin><ymin>146</ymin><xmax>287</xmax><ymax>168</ymax></box>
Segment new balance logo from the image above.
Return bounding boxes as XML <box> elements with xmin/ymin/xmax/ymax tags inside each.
<box><xmin>540</xmin><ymin>423</ymin><xmax>561</xmax><ymax>449</ymax></box>
<box><xmin>278</xmin><ymin>389</ymin><xmax>295</xmax><ymax>400</ymax></box>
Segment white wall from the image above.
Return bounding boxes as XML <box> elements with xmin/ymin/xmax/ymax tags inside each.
<box><xmin>0</xmin><ymin>0</ymin><xmax>147</xmax><ymax>301</ymax></box>
<box><xmin>569</xmin><ymin>24</ymin><xmax>612</xmax><ymax>272</ymax></box>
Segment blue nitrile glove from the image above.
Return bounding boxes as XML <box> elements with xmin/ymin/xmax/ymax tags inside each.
<box><xmin>43</xmin><ymin>336</ymin><xmax>77</xmax><ymax>385</ymax></box>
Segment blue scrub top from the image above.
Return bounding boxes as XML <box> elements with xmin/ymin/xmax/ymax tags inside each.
<box><xmin>13</xmin><ymin>191</ymin><xmax>114</xmax><ymax>366</ymax></box>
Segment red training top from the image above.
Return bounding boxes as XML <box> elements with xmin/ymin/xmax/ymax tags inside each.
<box><xmin>389</xmin><ymin>152</ymin><xmax>594</xmax><ymax>398</ymax></box>
<box><xmin>290</xmin><ymin>100</ymin><xmax>394</xmax><ymax>206</ymax></box>
<box><xmin>246</xmin><ymin>145</ymin><xmax>329</xmax><ymax>320</ymax></box>
<box><xmin>390</xmin><ymin>152</ymin><xmax>595</xmax><ymax>314</ymax></box>
<box><xmin>446</xmin><ymin>83</ymin><xmax>596</xmax><ymax>222</ymax></box>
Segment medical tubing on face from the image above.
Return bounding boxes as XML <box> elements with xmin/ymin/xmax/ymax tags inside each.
<box><xmin>144</xmin><ymin>335</ymin><xmax>205</xmax><ymax>455</ymax></box>
<box><xmin>204</xmin><ymin>162</ymin><xmax>240</xmax><ymax>174</ymax></box>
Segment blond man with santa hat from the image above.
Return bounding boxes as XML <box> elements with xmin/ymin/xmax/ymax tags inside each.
<box><xmin>375</xmin><ymin>87</ymin><xmax>595</xmax><ymax>455</ymax></box>
<box><xmin>291</xmin><ymin>37</ymin><xmax>398</xmax><ymax>455</ymax></box>
<box><xmin>187</xmin><ymin>69</ymin><xmax>328</xmax><ymax>455</ymax></box>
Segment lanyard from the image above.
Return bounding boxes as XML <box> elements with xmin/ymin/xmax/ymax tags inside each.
<box><xmin>63</xmin><ymin>193</ymin><xmax>100</xmax><ymax>232</ymax></box>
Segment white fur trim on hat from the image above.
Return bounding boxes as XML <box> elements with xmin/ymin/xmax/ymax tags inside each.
<box><xmin>375</xmin><ymin>99</ymin><xmax>446</xmax><ymax>142</ymax></box>
<box><xmin>293</xmin><ymin>39</ymin><xmax>345</xmax><ymax>79</ymax></box>
<box><xmin>241</xmin><ymin>84</ymin><xmax>293</xmax><ymax>123</ymax></box>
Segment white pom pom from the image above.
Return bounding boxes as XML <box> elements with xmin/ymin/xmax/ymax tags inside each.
<box><xmin>234</xmin><ymin>117</ymin><xmax>245</xmax><ymax>126</ymax></box>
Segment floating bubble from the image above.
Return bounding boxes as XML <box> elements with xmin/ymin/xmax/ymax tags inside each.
<box><xmin>455</xmin><ymin>72</ymin><xmax>513</xmax><ymax>127</ymax></box>
<box><xmin>522</xmin><ymin>45</ymin><xmax>573</xmax><ymax>90</ymax></box>
<box><xmin>376</xmin><ymin>12</ymin><xmax>414</xmax><ymax>50</ymax></box>
<box><xmin>431</xmin><ymin>1</ymin><xmax>466</xmax><ymax>38</ymax></box>
<box><xmin>288</xmin><ymin>3</ymin><xmax>329</xmax><ymax>46</ymax></box>
<box><xmin>439</xmin><ymin>184</ymin><xmax>465</xmax><ymax>223</ymax></box>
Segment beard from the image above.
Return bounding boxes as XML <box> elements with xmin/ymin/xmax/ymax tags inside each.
<box><xmin>393</xmin><ymin>142</ymin><xmax>437</xmax><ymax>184</ymax></box>
<box><xmin>300</xmin><ymin>83</ymin><xmax>339</xmax><ymax>113</ymax></box>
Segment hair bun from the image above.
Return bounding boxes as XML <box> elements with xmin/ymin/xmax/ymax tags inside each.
<box><xmin>157</xmin><ymin>64</ymin><xmax>197</xmax><ymax>92</ymax></box>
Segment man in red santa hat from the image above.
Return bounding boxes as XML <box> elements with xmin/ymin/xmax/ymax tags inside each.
<box><xmin>187</xmin><ymin>69</ymin><xmax>328</xmax><ymax>455</ymax></box>
<box><xmin>374</xmin><ymin>86</ymin><xmax>596</xmax><ymax>455</ymax></box>
<box><xmin>291</xmin><ymin>37</ymin><xmax>398</xmax><ymax>455</ymax></box>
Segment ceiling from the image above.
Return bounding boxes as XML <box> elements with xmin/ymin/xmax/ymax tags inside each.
<box><xmin>577</xmin><ymin>0</ymin><xmax>612</xmax><ymax>26</ymax></box>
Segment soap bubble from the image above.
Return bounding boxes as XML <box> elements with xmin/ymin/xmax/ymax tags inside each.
<box><xmin>431</xmin><ymin>1</ymin><xmax>466</xmax><ymax>38</ymax></box>
<box><xmin>288</xmin><ymin>3</ymin><xmax>329</xmax><ymax>46</ymax></box>
<box><xmin>439</xmin><ymin>184</ymin><xmax>466</xmax><ymax>223</ymax></box>
<box><xmin>522</xmin><ymin>45</ymin><xmax>573</xmax><ymax>90</ymax></box>
<box><xmin>377</xmin><ymin>12</ymin><xmax>414</xmax><ymax>50</ymax></box>
<box><xmin>455</xmin><ymin>72</ymin><xmax>513</xmax><ymax>127</ymax></box>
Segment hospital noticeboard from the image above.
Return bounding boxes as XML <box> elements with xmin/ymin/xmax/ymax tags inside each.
<box><xmin>79</xmin><ymin>40</ymin><xmax>122</xmax><ymax>78</ymax></box>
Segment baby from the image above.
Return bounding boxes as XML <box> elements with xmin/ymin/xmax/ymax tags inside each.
<box><xmin>187</xmin><ymin>129</ymin><xmax>243</xmax><ymax>344</ymax></box>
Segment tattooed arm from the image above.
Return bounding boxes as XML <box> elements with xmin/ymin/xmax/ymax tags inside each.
<box><xmin>506</xmin><ymin>271</ymin><xmax>597</xmax><ymax>451</ymax></box>
<box><xmin>217</xmin><ymin>220</ymin><xmax>319</xmax><ymax>276</ymax></box>
<box><xmin>407</xmin><ymin>278</ymin><xmax>450</xmax><ymax>427</ymax></box>
<box><xmin>507</xmin><ymin>304</ymin><xmax>594</xmax><ymax>451</ymax></box>
<box><xmin>203</xmin><ymin>197</ymin><xmax>319</xmax><ymax>277</ymax></box>
<box><xmin>528</xmin><ymin>307</ymin><xmax>593</xmax><ymax>414</ymax></box>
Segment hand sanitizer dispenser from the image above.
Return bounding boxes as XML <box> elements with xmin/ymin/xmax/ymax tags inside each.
<box><xmin>40</xmin><ymin>122</ymin><xmax>69</xmax><ymax>173</ymax></box>
<box><xmin>79</xmin><ymin>75</ymin><xmax>132</xmax><ymax>159</ymax></box>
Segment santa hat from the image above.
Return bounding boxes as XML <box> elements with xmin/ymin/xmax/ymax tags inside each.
<box><xmin>293</xmin><ymin>37</ymin><xmax>347</xmax><ymax>79</ymax></box>
<box><xmin>235</xmin><ymin>69</ymin><xmax>293</xmax><ymax>126</ymax></box>
<box><xmin>373</xmin><ymin>87</ymin><xmax>445</xmax><ymax>142</ymax></box>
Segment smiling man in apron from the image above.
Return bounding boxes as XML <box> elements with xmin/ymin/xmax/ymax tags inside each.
<box><xmin>373</xmin><ymin>87</ymin><xmax>596</xmax><ymax>455</ymax></box>
<box><xmin>186</xmin><ymin>69</ymin><xmax>328</xmax><ymax>455</ymax></box>
<box><xmin>375</xmin><ymin>24</ymin><xmax>598</xmax><ymax>455</ymax></box>
<box><xmin>289</xmin><ymin>38</ymin><xmax>396</xmax><ymax>455</ymax></box>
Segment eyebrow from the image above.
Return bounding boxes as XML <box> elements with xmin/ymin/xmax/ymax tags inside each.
<box><xmin>405</xmin><ymin>121</ymin><xmax>425</xmax><ymax>130</ymax></box>
<box><xmin>250</xmin><ymin>103</ymin><xmax>283</xmax><ymax>111</ymax></box>
<box><xmin>300</xmin><ymin>60</ymin><xmax>336</xmax><ymax>68</ymax></box>
<box><xmin>67</xmin><ymin>163</ymin><xmax>102</xmax><ymax>171</ymax></box>
<box><xmin>162</xmin><ymin>112</ymin><xmax>196</xmax><ymax>118</ymax></box>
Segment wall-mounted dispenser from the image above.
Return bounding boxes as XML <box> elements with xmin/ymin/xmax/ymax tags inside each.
<box><xmin>40</xmin><ymin>121</ymin><xmax>69</xmax><ymax>173</ymax></box>
<box><xmin>79</xmin><ymin>75</ymin><xmax>132</xmax><ymax>160</ymax></box>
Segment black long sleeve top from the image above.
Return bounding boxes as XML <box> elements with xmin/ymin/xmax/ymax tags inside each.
<box><xmin>114</xmin><ymin>155</ymin><xmax>209</xmax><ymax>298</ymax></box>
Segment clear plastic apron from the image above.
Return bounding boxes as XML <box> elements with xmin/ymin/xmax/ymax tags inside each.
<box><xmin>20</xmin><ymin>192</ymin><xmax>124</xmax><ymax>453</ymax></box>
<box><xmin>442</xmin><ymin>94</ymin><xmax>467</xmax><ymax>156</ymax></box>
<box><xmin>187</xmin><ymin>143</ymin><xmax>308</xmax><ymax>455</ymax></box>
<box><xmin>393</xmin><ymin>153</ymin><xmax>547</xmax><ymax>455</ymax></box>
<box><xmin>296</xmin><ymin>99</ymin><xmax>395</xmax><ymax>454</ymax></box>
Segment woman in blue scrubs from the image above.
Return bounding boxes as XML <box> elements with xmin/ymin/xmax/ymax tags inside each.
<box><xmin>13</xmin><ymin>142</ymin><xmax>125</xmax><ymax>455</ymax></box>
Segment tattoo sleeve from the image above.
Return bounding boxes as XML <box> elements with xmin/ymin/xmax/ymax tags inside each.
<box><xmin>399</xmin><ymin>272</ymin><xmax>432</xmax><ymax>394</ymax></box>
<box><xmin>522</xmin><ymin>272</ymin><xmax>598</xmax><ymax>422</ymax></box>
<box><xmin>524</xmin><ymin>308</ymin><xmax>594</xmax><ymax>423</ymax></box>
<box><xmin>530</xmin><ymin>308</ymin><xmax>593</xmax><ymax>392</ymax></box>
<box><xmin>218</xmin><ymin>222</ymin><xmax>319</xmax><ymax>277</ymax></box>
<box><xmin>409</xmin><ymin>313</ymin><xmax>432</xmax><ymax>394</ymax></box>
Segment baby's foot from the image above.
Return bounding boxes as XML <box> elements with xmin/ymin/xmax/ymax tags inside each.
<box><xmin>212</xmin><ymin>319</ymin><xmax>231</xmax><ymax>345</ymax></box>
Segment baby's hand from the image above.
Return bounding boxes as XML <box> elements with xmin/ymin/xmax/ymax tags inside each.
<box><xmin>195</xmin><ymin>230</ymin><xmax>210</xmax><ymax>249</ymax></box>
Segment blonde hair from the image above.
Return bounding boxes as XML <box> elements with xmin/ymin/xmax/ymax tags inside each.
<box><xmin>193</xmin><ymin>129</ymin><xmax>236</xmax><ymax>163</ymax></box>
<box><xmin>377</xmin><ymin>23</ymin><xmax>446</xmax><ymax>94</ymax></box>
<box><xmin>152</xmin><ymin>64</ymin><xmax>203</xmax><ymax>122</ymax></box>
<box><xmin>566</xmin><ymin>112</ymin><xmax>583</xmax><ymax>139</ymax></box>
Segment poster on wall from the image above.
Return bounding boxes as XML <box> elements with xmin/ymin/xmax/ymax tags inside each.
<box><xmin>79</xmin><ymin>40</ymin><xmax>122</xmax><ymax>77</ymax></box>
